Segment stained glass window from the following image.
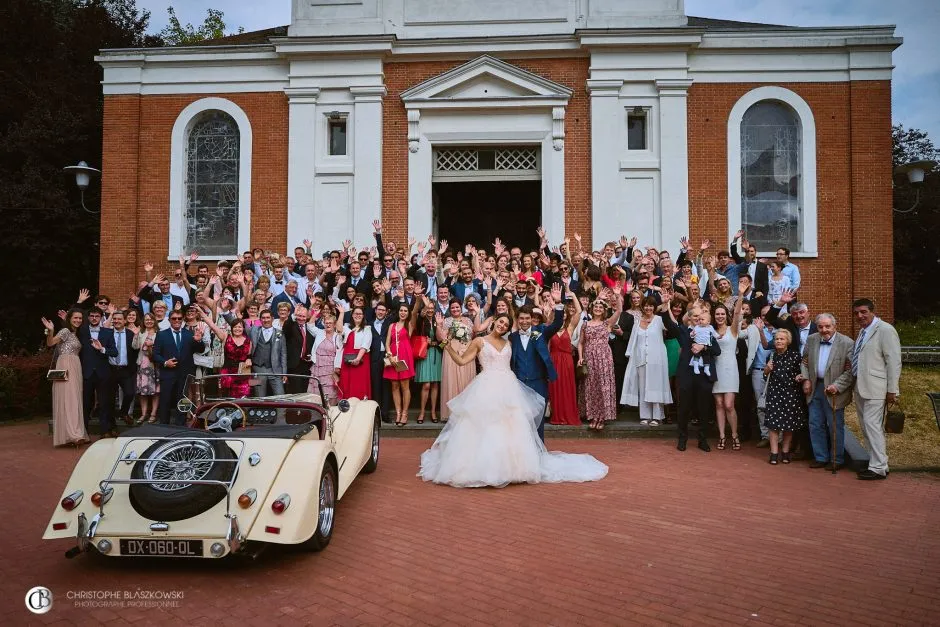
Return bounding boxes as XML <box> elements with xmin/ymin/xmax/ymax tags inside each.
<box><xmin>185</xmin><ymin>111</ymin><xmax>239</xmax><ymax>256</ymax></box>
<box><xmin>741</xmin><ymin>101</ymin><xmax>801</xmax><ymax>252</ymax></box>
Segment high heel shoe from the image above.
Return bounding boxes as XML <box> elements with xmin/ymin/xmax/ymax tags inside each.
<box><xmin>769</xmin><ymin>453</ymin><xmax>779</xmax><ymax>465</ymax></box>
<box><xmin>731</xmin><ymin>436</ymin><xmax>741</xmax><ymax>451</ymax></box>
<box><xmin>781</xmin><ymin>451</ymin><xmax>792</xmax><ymax>464</ymax></box>
<box><xmin>716</xmin><ymin>437</ymin><xmax>726</xmax><ymax>450</ymax></box>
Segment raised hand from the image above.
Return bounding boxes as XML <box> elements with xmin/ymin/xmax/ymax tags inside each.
<box><xmin>407</xmin><ymin>236</ymin><xmax>416</xmax><ymax>249</ymax></box>
<box><xmin>417</xmin><ymin>241</ymin><xmax>426</xmax><ymax>253</ymax></box>
<box><xmin>57</xmin><ymin>310</ymin><xmax>67</xmax><ymax>321</ymax></box>
<box><xmin>619</xmin><ymin>235</ymin><xmax>629</xmax><ymax>249</ymax></box>
<box><xmin>216</xmin><ymin>265</ymin><xmax>225</xmax><ymax>278</ymax></box>
<box><xmin>143</xmin><ymin>261</ymin><xmax>154</xmax><ymax>273</ymax></box>
<box><xmin>428</xmin><ymin>234</ymin><xmax>437</xmax><ymax>248</ymax></box>
<box><xmin>41</xmin><ymin>317</ymin><xmax>54</xmax><ymax>331</ymax></box>
<box><xmin>372</xmin><ymin>219</ymin><xmax>382</xmax><ymax>234</ymax></box>
<box><xmin>439</xmin><ymin>239</ymin><xmax>448</xmax><ymax>255</ymax></box>
<box><xmin>348</xmin><ymin>246</ymin><xmax>357</xmax><ymax>257</ymax></box>
<box><xmin>190</xmin><ymin>252</ymin><xmax>199</xmax><ymax>263</ymax></box>
<box><xmin>414</xmin><ymin>281</ymin><xmax>425</xmax><ymax>296</ymax></box>
<box><xmin>435</xmin><ymin>312</ymin><xmax>444</xmax><ymax>326</ymax></box>
<box><xmin>194</xmin><ymin>327</ymin><xmax>204</xmax><ymax>342</ymax></box>
<box><xmin>550</xmin><ymin>283</ymin><xmax>562</xmax><ymax>303</ymax></box>
<box><xmin>733</xmin><ymin>229</ymin><xmax>745</xmax><ymax>240</ymax></box>
<box><xmin>679</xmin><ymin>236</ymin><xmax>690</xmax><ymax>250</ymax></box>
<box><xmin>536</xmin><ymin>225</ymin><xmax>546</xmax><ymax>240</ymax></box>
<box><xmin>629</xmin><ymin>236</ymin><xmax>638</xmax><ymax>248</ymax></box>
<box><xmin>152</xmin><ymin>274</ymin><xmax>166</xmax><ymax>285</ymax></box>
<box><xmin>573</xmin><ymin>233</ymin><xmax>582</xmax><ymax>244</ymax></box>
<box><xmin>700</xmin><ymin>239</ymin><xmax>712</xmax><ymax>251</ymax></box>
<box><xmin>77</xmin><ymin>288</ymin><xmax>91</xmax><ymax>303</ymax></box>
<box><xmin>303</xmin><ymin>238</ymin><xmax>313</xmax><ymax>250</ymax></box>
<box><xmin>779</xmin><ymin>289</ymin><xmax>796</xmax><ymax>305</ymax></box>
<box><xmin>343</xmin><ymin>239</ymin><xmax>352</xmax><ymax>250</ymax></box>
<box><xmin>739</xmin><ymin>281</ymin><xmax>749</xmax><ymax>295</ymax></box>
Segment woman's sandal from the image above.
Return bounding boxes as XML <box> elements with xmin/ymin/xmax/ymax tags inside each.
<box><xmin>717</xmin><ymin>438</ymin><xmax>727</xmax><ymax>450</ymax></box>
<box><xmin>147</xmin><ymin>415</ymin><xmax>158</xmax><ymax>424</ymax></box>
<box><xmin>769</xmin><ymin>453</ymin><xmax>779</xmax><ymax>465</ymax></box>
<box><xmin>649</xmin><ymin>420</ymin><xmax>661</xmax><ymax>427</ymax></box>
<box><xmin>731</xmin><ymin>436</ymin><xmax>741</xmax><ymax>451</ymax></box>
<box><xmin>781</xmin><ymin>452</ymin><xmax>792</xmax><ymax>464</ymax></box>
<box><xmin>431</xmin><ymin>417</ymin><xmax>440</xmax><ymax>423</ymax></box>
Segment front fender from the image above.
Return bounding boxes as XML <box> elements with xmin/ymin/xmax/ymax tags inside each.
<box><xmin>245</xmin><ymin>440</ymin><xmax>332</xmax><ymax>545</ymax></box>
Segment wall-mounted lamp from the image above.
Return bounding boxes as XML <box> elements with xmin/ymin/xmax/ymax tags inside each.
<box><xmin>893</xmin><ymin>159</ymin><xmax>936</xmax><ymax>213</ymax></box>
<box><xmin>62</xmin><ymin>161</ymin><xmax>101</xmax><ymax>214</ymax></box>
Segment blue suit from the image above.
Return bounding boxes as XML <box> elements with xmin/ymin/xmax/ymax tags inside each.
<box><xmin>77</xmin><ymin>324</ymin><xmax>118</xmax><ymax>432</ymax></box>
<box><xmin>153</xmin><ymin>327</ymin><xmax>203</xmax><ymax>425</ymax></box>
<box><xmin>508</xmin><ymin>307</ymin><xmax>564</xmax><ymax>440</ymax></box>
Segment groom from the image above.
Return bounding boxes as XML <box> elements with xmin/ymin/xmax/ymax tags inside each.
<box><xmin>509</xmin><ymin>284</ymin><xmax>565</xmax><ymax>441</ymax></box>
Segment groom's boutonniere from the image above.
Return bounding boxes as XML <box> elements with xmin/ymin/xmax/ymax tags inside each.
<box><xmin>530</xmin><ymin>330</ymin><xmax>542</xmax><ymax>341</ymax></box>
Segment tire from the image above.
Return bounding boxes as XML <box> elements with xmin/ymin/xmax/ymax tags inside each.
<box><xmin>299</xmin><ymin>462</ymin><xmax>337</xmax><ymax>552</ymax></box>
<box><xmin>362</xmin><ymin>414</ymin><xmax>380</xmax><ymax>474</ymax></box>
<box><xmin>129</xmin><ymin>437</ymin><xmax>237</xmax><ymax>522</ymax></box>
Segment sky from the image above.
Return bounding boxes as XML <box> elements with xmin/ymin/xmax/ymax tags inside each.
<box><xmin>138</xmin><ymin>0</ymin><xmax>940</xmax><ymax>143</ymax></box>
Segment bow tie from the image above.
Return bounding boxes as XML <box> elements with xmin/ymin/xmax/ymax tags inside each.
<box><xmin>520</xmin><ymin>330</ymin><xmax>530</xmax><ymax>336</ymax></box>
<box><xmin>820</xmin><ymin>340</ymin><xmax>832</xmax><ymax>345</ymax></box>
<box><xmin>275</xmin><ymin>281</ymin><xmax>282</xmax><ymax>284</ymax></box>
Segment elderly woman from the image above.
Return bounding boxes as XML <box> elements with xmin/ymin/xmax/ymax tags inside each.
<box><xmin>763</xmin><ymin>328</ymin><xmax>807</xmax><ymax>464</ymax></box>
<box><xmin>620</xmin><ymin>295</ymin><xmax>673</xmax><ymax>426</ymax></box>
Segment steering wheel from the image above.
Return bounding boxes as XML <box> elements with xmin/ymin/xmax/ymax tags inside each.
<box><xmin>204</xmin><ymin>401</ymin><xmax>248</xmax><ymax>433</ymax></box>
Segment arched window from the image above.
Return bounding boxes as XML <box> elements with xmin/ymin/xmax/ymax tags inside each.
<box><xmin>169</xmin><ymin>97</ymin><xmax>252</xmax><ymax>260</ymax></box>
<box><xmin>185</xmin><ymin>111</ymin><xmax>240</xmax><ymax>256</ymax></box>
<box><xmin>727</xmin><ymin>87</ymin><xmax>817</xmax><ymax>256</ymax></box>
<box><xmin>740</xmin><ymin>101</ymin><xmax>801</xmax><ymax>253</ymax></box>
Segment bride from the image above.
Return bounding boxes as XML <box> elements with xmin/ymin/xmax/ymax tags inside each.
<box><xmin>419</xmin><ymin>313</ymin><xmax>608</xmax><ymax>488</ymax></box>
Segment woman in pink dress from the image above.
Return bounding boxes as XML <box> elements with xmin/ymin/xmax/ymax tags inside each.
<box><xmin>548</xmin><ymin>297</ymin><xmax>582</xmax><ymax>425</ymax></box>
<box><xmin>338</xmin><ymin>306</ymin><xmax>373</xmax><ymax>400</ymax></box>
<box><xmin>307</xmin><ymin>311</ymin><xmax>344</xmax><ymax>404</ymax></box>
<box><xmin>578</xmin><ymin>290</ymin><xmax>623</xmax><ymax>430</ymax></box>
<box><xmin>436</xmin><ymin>300</ymin><xmax>477</xmax><ymax>423</ymax></box>
<box><xmin>385</xmin><ymin>303</ymin><xmax>417</xmax><ymax>425</ymax></box>
<box><xmin>42</xmin><ymin>310</ymin><xmax>88</xmax><ymax>447</ymax></box>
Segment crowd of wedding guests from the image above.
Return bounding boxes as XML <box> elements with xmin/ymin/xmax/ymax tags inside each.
<box><xmin>43</xmin><ymin>221</ymin><xmax>902</xmax><ymax>480</ymax></box>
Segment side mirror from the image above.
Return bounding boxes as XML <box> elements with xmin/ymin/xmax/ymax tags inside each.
<box><xmin>177</xmin><ymin>397</ymin><xmax>194</xmax><ymax>414</ymax></box>
<box><xmin>338</xmin><ymin>399</ymin><xmax>351</xmax><ymax>413</ymax></box>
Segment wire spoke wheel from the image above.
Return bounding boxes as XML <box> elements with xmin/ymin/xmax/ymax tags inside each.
<box><xmin>144</xmin><ymin>440</ymin><xmax>216</xmax><ymax>492</ymax></box>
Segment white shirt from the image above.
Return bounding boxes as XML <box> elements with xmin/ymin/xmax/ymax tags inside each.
<box><xmin>110</xmin><ymin>330</ymin><xmax>127</xmax><ymax>365</ymax></box>
<box><xmin>373</xmin><ymin>318</ymin><xmax>386</xmax><ymax>352</ymax></box>
<box><xmin>269</xmin><ymin>275</ymin><xmax>287</xmax><ymax>297</ymax></box>
<box><xmin>169</xmin><ymin>283</ymin><xmax>191</xmax><ymax>306</ymax></box>
<box><xmin>261</xmin><ymin>327</ymin><xmax>274</xmax><ymax>342</ymax></box>
<box><xmin>816</xmin><ymin>337</ymin><xmax>833</xmax><ymax>380</ymax></box>
<box><xmin>518</xmin><ymin>328</ymin><xmax>531</xmax><ymax>351</ymax></box>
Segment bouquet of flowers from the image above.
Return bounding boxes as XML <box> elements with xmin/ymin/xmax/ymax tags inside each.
<box><xmin>447</xmin><ymin>320</ymin><xmax>471</xmax><ymax>343</ymax></box>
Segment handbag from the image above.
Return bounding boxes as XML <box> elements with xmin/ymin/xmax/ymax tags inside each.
<box><xmin>884</xmin><ymin>400</ymin><xmax>905</xmax><ymax>434</ymax></box>
<box><xmin>46</xmin><ymin>342</ymin><xmax>68</xmax><ymax>382</ymax></box>
<box><xmin>384</xmin><ymin>324</ymin><xmax>410</xmax><ymax>372</ymax></box>
<box><xmin>411</xmin><ymin>334</ymin><xmax>429</xmax><ymax>360</ymax></box>
<box><xmin>575</xmin><ymin>362</ymin><xmax>589</xmax><ymax>380</ymax></box>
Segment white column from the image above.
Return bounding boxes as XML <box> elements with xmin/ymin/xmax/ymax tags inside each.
<box><xmin>407</xmin><ymin>109</ymin><xmax>432</xmax><ymax>242</ymax></box>
<box><xmin>588</xmin><ymin>79</ymin><xmax>623</xmax><ymax>249</ymax></box>
<box><xmin>285</xmin><ymin>87</ymin><xmax>320</xmax><ymax>253</ymax></box>
<box><xmin>542</xmin><ymin>129</ymin><xmax>565</xmax><ymax>243</ymax></box>
<box><xmin>656</xmin><ymin>79</ymin><xmax>693</xmax><ymax>252</ymax></box>
<box><xmin>351</xmin><ymin>86</ymin><xmax>386</xmax><ymax>248</ymax></box>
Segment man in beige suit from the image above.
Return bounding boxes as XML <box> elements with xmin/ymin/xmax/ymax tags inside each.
<box><xmin>801</xmin><ymin>314</ymin><xmax>855</xmax><ymax>470</ymax></box>
<box><xmin>850</xmin><ymin>298</ymin><xmax>902</xmax><ymax>480</ymax></box>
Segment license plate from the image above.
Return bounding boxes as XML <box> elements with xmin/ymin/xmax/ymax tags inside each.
<box><xmin>119</xmin><ymin>539</ymin><xmax>202</xmax><ymax>557</ymax></box>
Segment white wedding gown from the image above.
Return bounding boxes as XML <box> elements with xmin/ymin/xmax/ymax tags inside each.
<box><xmin>419</xmin><ymin>339</ymin><xmax>608</xmax><ymax>488</ymax></box>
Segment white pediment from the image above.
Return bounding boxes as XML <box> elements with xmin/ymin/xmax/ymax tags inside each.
<box><xmin>401</xmin><ymin>55</ymin><xmax>572</xmax><ymax>109</ymax></box>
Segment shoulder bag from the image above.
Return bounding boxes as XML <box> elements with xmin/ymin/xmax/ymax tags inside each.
<box><xmin>46</xmin><ymin>337</ymin><xmax>67</xmax><ymax>381</ymax></box>
<box><xmin>410</xmin><ymin>325</ymin><xmax>429</xmax><ymax>361</ymax></box>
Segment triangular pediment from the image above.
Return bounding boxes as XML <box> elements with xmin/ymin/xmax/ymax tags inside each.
<box><xmin>401</xmin><ymin>55</ymin><xmax>572</xmax><ymax>106</ymax></box>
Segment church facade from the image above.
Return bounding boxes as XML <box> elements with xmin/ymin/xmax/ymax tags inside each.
<box><xmin>96</xmin><ymin>0</ymin><xmax>900</xmax><ymax>321</ymax></box>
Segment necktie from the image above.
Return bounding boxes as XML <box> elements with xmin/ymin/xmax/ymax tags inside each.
<box><xmin>852</xmin><ymin>327</ymin><xmax>867</xmax><ymax>375</ymax></box>
<box><xmin>174</xmin><ymin>331</ymin><xmax>181</xmax><ymax>352</ymax></box>
<box><xmin>300</xmin><ymin>326</ymin><xmax>307</xmax><ymax>355</ymax></box>
<box><xmin>116</xmin><ymin>332</ymin><xmax>124</xmax><ymax>365</ymax></box>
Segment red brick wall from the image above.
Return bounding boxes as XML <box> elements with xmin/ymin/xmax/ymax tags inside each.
<box><xmin>687</xmin><ymin>80</ymin><xmax>893</xmax><ymax>325</ymax></box>
<box><xmin>98</xmin><ymin>92</ymin><xmax>288</xmax><ymax>299</ymax></box>
<box><xmin>382</xmin><ymin>57</ymin><xmax>592</xmax><ymax>247</ymax></box>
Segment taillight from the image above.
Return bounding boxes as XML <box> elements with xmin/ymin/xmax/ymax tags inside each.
<box><xmin>265</xmin><ymin>526</ymin><xmax>280</xmax><ymax>534</ymax></box>
<box><xmin>238</xmin><ymin>489</ymin><xmax>257</xmax><ymax>509</ymax></box>
<box><xmin>271</xmin><ymin>494</ymin><xmax>291</xmax><ymax>514</ymax></box>
<box><xmin>91</xmin><ymin>487</ymin><xmax>113</xmax><ymax>507</ymax></box>
<box><xmin>52</xmin><ymin>522</ymin><xmax>67</xmax><ymax>531</ymax></box>
<box><xmin>61</xmin><ymin>490</ymin><xmax>83</xmax><ymax>511</ymax></box>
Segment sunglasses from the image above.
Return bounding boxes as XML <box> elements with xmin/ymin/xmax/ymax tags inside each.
<box><xmin>97</xmin><ymin>300</ymin><xmax>109</xmax><ymax>305</ymax></box>
<box><xmin>169</xmin><ymin>316</ymin><xmax>183</xmax><ymax>321</ymax></box>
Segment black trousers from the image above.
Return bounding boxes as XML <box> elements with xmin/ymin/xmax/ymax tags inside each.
<box><xmin>287</xmin><ymin>363</ymin><xmax>311</xmax><ymax>394</ymax></box>
<box><xmin>158</xmin><ymin>374</ymin><xmax>188</xmax><ymax>426</ymax></box>
<box><xmin>109</xmin><ymin>365</ymin><xmax>136</xmax><ymax>419</ymax></box>
<box><xmin>370</xmin><ymin>357</ymin><xmax>391</xmax><ymax>419</ymax></box>
<box><xmin>677</xmin><ymin>374</ymin><xmax>713</xmax><ymax>442</ymax></box>
<box><xmin>83</xmin><ymin>371</ymin><xmax>111</xmax><ymax>433</ymax></box>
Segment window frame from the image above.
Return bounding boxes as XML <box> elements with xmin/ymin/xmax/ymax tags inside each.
<box><xmin>727</xmin><ymin>87</ymin><xmax>817</xmax><ymax>258</ymax></box>
<box><xmin>169</xmin><ymin>98</ymin><xmax>252</xmax><ymax>261</ymax></box>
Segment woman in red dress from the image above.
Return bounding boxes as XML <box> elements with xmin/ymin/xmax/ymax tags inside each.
<box><xmin>203</xmin><ymin>317</ymin><xmax>252</xmax><ymax>399</ymax></box>
<box><xmin>384</xmin><ymin>303</ymin><xmax>417</xmax><ymax>426</ymax></box>
<box><xmin>338</xmin><ymin>306</ymin><xmax>372</xmax><ymax>400</ymax></box>
<box><xmin>548</xmin><ymin>297</ymin><xmax>582</xmax><ymax>425</ymax></box>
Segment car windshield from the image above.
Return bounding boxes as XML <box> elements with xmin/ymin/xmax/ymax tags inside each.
<box><xmin>196</xmin><ymin>404</ymin><xmax>323</xmax><ymax>427</ymax></box>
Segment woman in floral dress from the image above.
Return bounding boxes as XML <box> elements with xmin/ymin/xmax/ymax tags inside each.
<box><xmin>309</xmin><ymin>311</ymin><xmax>344</xmax><ymax>404</ymax></box>
<box><xmin>578</xmin><ymin>290</ymin><xmax>623</xmax><ymax>430</ymax></box>
<box><xmin>436</xmin><ymin>301</ymin><xmax>477</xmax><ymax>423</ymax></box>
<box><xmin>132</xmin><ymin>312</ymin><xmax>160</xmax><ymax>423</ymax></box>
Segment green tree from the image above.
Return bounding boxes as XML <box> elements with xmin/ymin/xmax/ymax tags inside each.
<box><xmin>0</xmin><ymin>0</ymin><xmax>159</xmax><ymax>352</ymax></box>
<box><xmin>892</xmin><ymin>125</ymin><xmax>940</xmax><ymax>321</ymax></box>
<box><xmin>159</xmin><ymin>6</ymin><xmax>244</xmax><ymax>45</ymax></box>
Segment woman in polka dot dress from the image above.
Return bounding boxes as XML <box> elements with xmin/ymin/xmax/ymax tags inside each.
<box><xmin>762</xmin><ymin>329</ymin><xmax>807</xmax><ymax>465</ymax></box>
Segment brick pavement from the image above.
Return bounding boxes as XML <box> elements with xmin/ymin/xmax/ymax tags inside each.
<box><xmin>2</xmin><ymin>421</ymin><xmax>938</xmax><ymax>626</ymax></box>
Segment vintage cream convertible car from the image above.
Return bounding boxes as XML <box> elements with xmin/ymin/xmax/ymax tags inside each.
<box><xmin>44</xmin><ymin>376</ymin><xmax>380</xmax><ymax>558</ymax></box>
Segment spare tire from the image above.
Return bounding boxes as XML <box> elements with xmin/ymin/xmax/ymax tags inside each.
<box><xmin>129</xmin><ymin>437</ymin><xmax>237</xmax><ymax>522</ymax></box>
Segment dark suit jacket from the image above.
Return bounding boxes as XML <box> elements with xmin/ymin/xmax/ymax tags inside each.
<box><xmin>508</xmin><ymin>308</ymin><xmax>564</xmax><ymax>384</ymax></box>
<box><xmin>608</xmin><ymin>312</ymin><xmax>636</xmax><ymax>366</ymax></box>
<box><xmin>110</xmin><ymin>328</ymin><xmax>139</xmax><ymax>372</ymax></box>
<box><xmin>139</xmin><ymin>285</ymin><xmax>184</xmax><ymax>310</ymax></box>
<box><xmin>661</xmin><ymin>313</ymin><xmax>722</xmax><ymax>384</ymax></box>
<box><xmin>368</xmin><ymin>317</ymin><xmax>393</xmax><ymax>364</ymax></box>
<box><xmin>282</xmin><ymin>320</ymin><xmax>311</xmax><ymax>371</ymax></box>
<box><xmin>765</xmin><ymin>306</ymin><xmax>817</xmax><ymax>355</ymax></box>
<box><xmin>271</xmin><ymin>291</ymin><xmax>309</xmax><ymax>315</ymax></box>
<box><xmin>153</xmin><ymin>327</ymin><xmax>202</xmax><ymax>381</ymax></box>
<box><xmin>77</xmin><ymin>325</ymin><xmax>118</xmax><ymax>379</ymax></box>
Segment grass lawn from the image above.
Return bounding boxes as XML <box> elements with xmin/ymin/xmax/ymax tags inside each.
<box><xmin>896</xmin><ymin>317</ymin><xmax>940</xmax><ymax>346</ymax></box>
<box><xmin>845</xmin><ymin>365</ymin><xmax>940</xmax><ymax>469</ymax></box>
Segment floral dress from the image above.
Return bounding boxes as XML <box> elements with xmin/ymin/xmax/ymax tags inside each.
<box><xmin>134</xmin><ymin>330</ymin><xmax>159</xmax><ymax>395</ymax></box>
<box><xmin>578</xmin><ymin>322</ymin><xmax>617</xmax><ymax>423</ymax></box>
<box><xmin>311</xmin><ymin>332</ymin><xmax>340</xmax><ymax>404</ymax></box>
